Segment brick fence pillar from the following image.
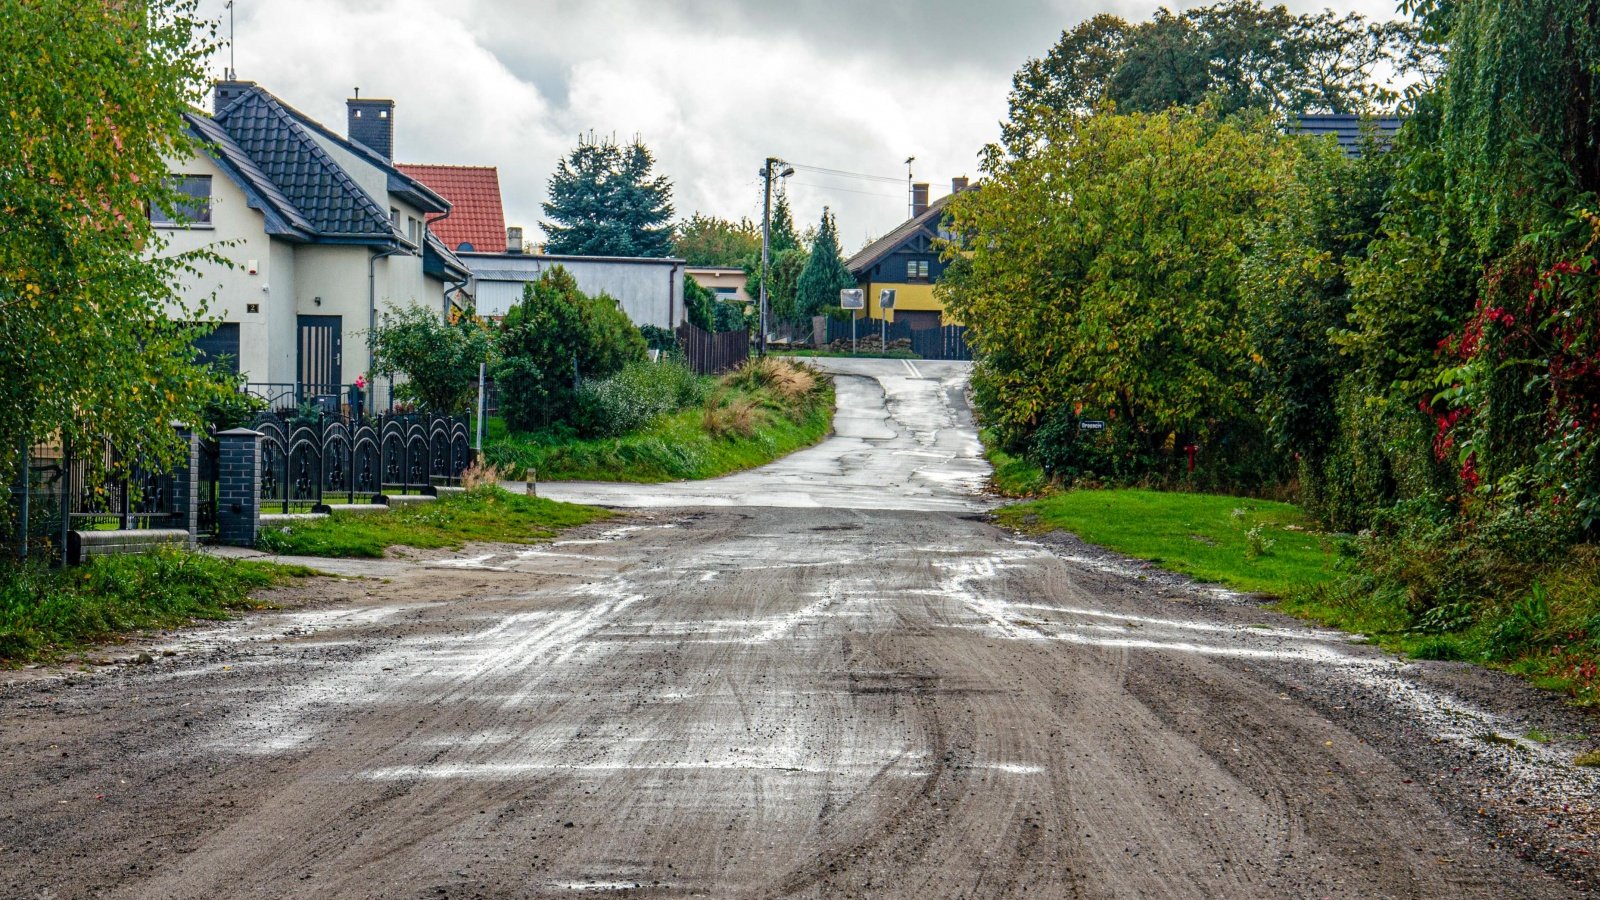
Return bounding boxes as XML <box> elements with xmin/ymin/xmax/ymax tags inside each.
<box><xmin>217</xmin><ymin>428</ymin><xmax>262</xmax><ymax>547</ymax></box>
<box><xmin>168</xmin><ymin>424</ymin><xmax>200</xmax><ymax>544</ymax></box>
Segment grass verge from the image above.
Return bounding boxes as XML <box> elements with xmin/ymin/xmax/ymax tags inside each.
<box><xmin>256</xmin><ymin>486</ymin><xmax>611</xmax><ymax>558</ymax></box>
<box><xmin>997</xmin><ymin>488</ymin><xmax>1339</xmax><ymax>597</ymax></box>
<box><xmin>0</xmin><ymin>549</ymin><xmax>315</xmax><ymax>665</ymax></box>
<box><xmin>982</xmin><ymin>428</ymin><xmax>1056</xmax><ymax>498</ymax></box>
<box><xmin>485</xmin><ymin>359</ymin><xmax>834</xmax><ymax>483</ymax></box>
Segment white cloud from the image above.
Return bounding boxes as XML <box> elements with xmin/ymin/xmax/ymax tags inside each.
<box><xmin>202</xmin><ymin>0</ymin><xmax>1412</xmax><ymax>253</ymax></box>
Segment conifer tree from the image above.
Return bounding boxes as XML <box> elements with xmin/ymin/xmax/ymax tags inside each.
<box><xmin>541</xmin><ymin>134</ymin><xmax>674</xmax><ymax>257</ymax></box>
<box><xmin>795</xmin><ymin>209</ymin><xmax>857</xmax><ymax>321</ymax></box>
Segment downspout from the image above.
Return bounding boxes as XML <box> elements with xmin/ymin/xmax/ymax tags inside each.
<box><xmin>669</xmin><ymin>261</ymin><xmax>680</xmax><ymax>329</ymax></box>
<box><xmin>368</xmin><ymin>244</ymin><xmax>405</xmax><ymax>373</ymax></box>
<box><xmin>424</xmin><ymin>209</ymin><xmax>460</xmax><ymax>317</ymax></box>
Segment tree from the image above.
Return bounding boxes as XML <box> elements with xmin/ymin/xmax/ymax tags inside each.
<box><xmin>494</xmin><ymin>267</ymin><xmax>646</xmax><ymax>431</ymax></box>
<box><xmin>672</xmin><ymin>214</ymin><xmax>761</xmax><ymax>266</ymax></box>
<box><xmin>941</xmin><ymin>107</ymin><xmax>1294</xmax><ymax>476</ymax></box>
<box><xmin>369</xmin><ymin>305</ymin><xmax>495</xmax><ymax>414</ymax></box>
<box><xmin>769</xmin><ymin>192</ymin><xmax>801</xmax><ymax>254</ymax></box>
<box><xmin>541</xmin><ymin>134</ymin><xmax>674</xmax><ymax>257</ymax></box>
<box><xmin>1003</xmin><ymin>2</ymin><xmax>1419</xmax><ymax>152</ymax></box>
<box><xmin>794</xmin><ymin>209</ymin><xmax>856</xmax><ymax>323</ymax></box>
<box><xmin>0</xmin><ymin>0</ymin><xmax>225</xmax><ymax>500</ymax></box>
<box><xmin>742</xmin><ymin>191</ymin><xmax>807</xmax><ymax>323</ymax></box>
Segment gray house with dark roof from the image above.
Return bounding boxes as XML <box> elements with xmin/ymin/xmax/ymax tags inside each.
<box><xmin>1292</xmin><ymin>113</ymin><xmax>1403</xmax><ymax>156</ymax></box>
<box><xmin>158</xmin><ymin>81</ymin><xmax>470</xmax><ymax>398</ymax></box>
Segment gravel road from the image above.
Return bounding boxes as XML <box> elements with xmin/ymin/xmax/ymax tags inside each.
<box><xmin>2</xmin><ymin>358</ymin><xmax>1595</xmax><ymax>898</ymax></box>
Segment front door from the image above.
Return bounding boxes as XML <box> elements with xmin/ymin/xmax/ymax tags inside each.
<box><xmin>296</xmin><ymin>315</ymin><xmax>342</xmax><ymax>400</ymax></box>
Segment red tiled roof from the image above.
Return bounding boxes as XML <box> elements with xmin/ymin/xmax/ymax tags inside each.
<box><xmin>395</xmin><ymin>163</ymin><xmax>507</xmax><ymax>254</ymax></box>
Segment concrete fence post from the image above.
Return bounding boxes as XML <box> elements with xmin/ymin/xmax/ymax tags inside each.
<box><xmin>216</xmin><ymin>428</ymin><xmax>263</xmax><ymax>548</ymax></box>
<box><xmin>169</xmin><ymin>424</ymin><xmax>200</xmax><ymax>545</ymax></box>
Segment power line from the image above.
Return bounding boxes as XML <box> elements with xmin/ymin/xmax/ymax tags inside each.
<box><xmin>787</xmin><ymin>179</ymin><xmax>905</xmax><ymax>200</ymax></box>
<box><xmin>787</xmin><ymin>162</ymin><xmax>905</xmax><ymax>185</ymax></box>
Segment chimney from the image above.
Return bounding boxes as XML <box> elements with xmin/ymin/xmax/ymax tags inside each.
<box><xmin>951</xmin><ymin>176</ymin><xmax>970</xmax><ymax>194</ymax></box>
<box><xmin>213</xmin><ymin>80</ymin><xmax>255</xmax><ymax>115</ymax></box>
<box><xmin>506</xmin><ymin>226</ymin><xmax>524</xmax><ymax>255</ymax></box>
<box><xmin>347</xmin><ymin>95</ymin><xmax>396</xmax><ymax>160</ymax></box>
<box><xmin>912</xmin><ymin>182</ymin><xmax>930</xmax><ymax>218</ymax></box>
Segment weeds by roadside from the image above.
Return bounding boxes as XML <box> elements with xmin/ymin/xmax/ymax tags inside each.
<box><xmin>0</xmin><ymin>550</ymin><xmax>314</xmax><ymax>665</ymax></box>
<box><xmin>256</xmin><ymin>485</ymin><xmax>609</xmax><ymax>559</ymax></box>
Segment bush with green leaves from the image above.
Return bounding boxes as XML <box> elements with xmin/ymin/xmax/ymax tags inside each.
<box><xmin>573</xmin><ymin>359</ymin><xmax>707</xmax><ymax>438</ymax></box>
<box><xmin>495</xmin><ymin>266</ymin><xmax>646</xmax><ymax>432</ymax></box>
<box><xmin>369</xmin><ymin>304</ymin><xmax>495</xmax><ymax>415</ymax></box>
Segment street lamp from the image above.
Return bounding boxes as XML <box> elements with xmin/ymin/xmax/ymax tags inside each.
<box><xmin>759</xmin><ymin>157</ymin><xmax>795</xmax><ymax>356</ymax></box>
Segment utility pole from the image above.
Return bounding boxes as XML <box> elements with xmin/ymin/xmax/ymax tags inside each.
<box><xmin>758</xmin><ymin>157</ymin><xmax>794</xmax><ymax>357</ymax></box>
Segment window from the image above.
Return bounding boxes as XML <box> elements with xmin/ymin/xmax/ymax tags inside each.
<box><xmin>149</xmin><ymin>175</ymin><xmax>212</xmax><ymax>226</ymax></box>
<box><xmin>906</xmin><ymin>259</ymin><xmax>930</xmax><ymax>281</ymax></box>
<box><xmin>713</xmin><ymin>287</ymin><xmax>738</xmax><ymax>297</ymax></box>
<box><xmin>407</xmin><ymin>215</ymin><xmax>423</xmax><ymax>246</ymax></box>
<box><xmin>390</xmin><ymin>207</ymin><xmax>400</xmax><ymax>225</ymax></box>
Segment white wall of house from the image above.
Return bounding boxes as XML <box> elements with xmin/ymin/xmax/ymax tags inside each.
<box><xmin>465</xmin><ymin>254</ymin><xmax>686</xmax><ymax>328</ymax></box>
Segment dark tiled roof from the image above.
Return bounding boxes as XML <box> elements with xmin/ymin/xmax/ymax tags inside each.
<box><xmin>184</xmin><ymin>113</ymin><xmax>315</xmax><ymax>239</ymax></box>
<box><xmin>396</xmin><ymin>164</ymin><xmax>507</xmax><ymax>253</ymax></box>
<box><xmin>1293</xmin><ymin>113</ymin><xmax>1403</xmax><ymax>157</ymax></box>
<box><xmin>845</xmin><ymin>193</ymin><xmax>955</xmax><ymax>275</ymax></box>
<box><xmin>210</xmin><ymin>87</ymin><xmax>395</xmax><ymax>240</ymax></box>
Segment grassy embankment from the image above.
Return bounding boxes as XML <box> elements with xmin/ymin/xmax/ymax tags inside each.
<box><xmin>484</xmin><ymin>358</ymin><xmax>834</xmax><ymax>483</ymax></box>
<box><xmin>0</xmin><ymin>550</ymin><xmax>315</xmax><ymax>665</ymax></box>
<box><xmin>998</xmin><ymin>477</ymin><xmax>1600</xmax><ymax>706</ymax></box>
<box><xmin>257</xmin><ymin>486</ymin><xmax>610</xmax><ymax>558</ymax></box>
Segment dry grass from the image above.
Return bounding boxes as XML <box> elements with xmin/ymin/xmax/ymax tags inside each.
<box><xmin>731</xmin><ymin>357</ymin><xmax>820</xmax><ymax>402</ymax></box>
<box><xmin>460</xmin><ymin>459</ymin><xmax>507</xmax><ymax>490</ymax></box>
<box><xmin>703</xmin><ymin>393</ymin><xmax>761</xmax><ymax>438</ymax></box>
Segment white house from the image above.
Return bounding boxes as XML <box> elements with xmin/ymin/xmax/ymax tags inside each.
<box><xmin>156</xmin><ymin>81</ymin><xmax>470</xmax><ymax>403</ymax></box>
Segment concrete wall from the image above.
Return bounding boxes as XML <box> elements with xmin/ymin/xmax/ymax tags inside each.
<box><xmin>466</xmin><ymin>254</ymin><xmax>685</xmax><ymax>328</ymax></box>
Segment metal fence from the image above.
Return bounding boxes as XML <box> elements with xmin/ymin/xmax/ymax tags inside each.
<box><xmin>242</xmin><ymin>380</ymin><xmax>400</xmax><ymax>417</ymax></box>
<box><xmin>677</xmin><ymin>322</ymin><xmax>750</xmax><ymax>375</ymax></box>
<box><xmin>251</xmin><ymin>409</ymin><xmax>474</xmax><ymax>514</ymax></box>
<box><xmin>821</xmin><ymin>317</ymin><xmax>970</xmax><ymax>360</ymax></box>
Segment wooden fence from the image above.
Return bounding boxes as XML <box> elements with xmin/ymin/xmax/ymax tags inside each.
<box><xmin>677</xmin><ymin>322</ymin><xmax>749</xmax><ymax>375</ymax></box>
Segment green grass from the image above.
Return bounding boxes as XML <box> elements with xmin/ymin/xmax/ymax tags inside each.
<box><xmin>0</xmin><ymin>549</ymin><xmax>315</xmax><ymax>664</ymax></box>
<box><xmin>256</xmin><ymin>486</ymin><xmax>610</xmax><ymax>558</ymax></box>
<box><xmin>981</xmin><ymin>428</ymin><xmax>1056</xmax><ymax>498</ymax></box>
<box><xmin>484</xmin><ymin>367</ymin><xmax>834</xmax><ymax>483</ymax></box>
<box><xmin>998</xmin><ymin>488</ymin><xmax>1339</xmax><ymax>597</ymax></box>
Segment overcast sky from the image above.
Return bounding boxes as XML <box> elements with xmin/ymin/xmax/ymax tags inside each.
<box><xmin>199</xmin><ymin>0</ymin><xmax>1406</xmax><ymax>254</ymax></box>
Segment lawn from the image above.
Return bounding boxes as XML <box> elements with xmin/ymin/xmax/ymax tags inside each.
<box><xmin>998</xmin><ymin>488</ymin><xmax>1340</xmax><ymax>597</ymax></box>
<box><xmin>981</xmin><ymin>428</ymin><xmax>1055</xmax><ymax>498</ymax></box>
<box><xmin>256</xmin><ymin>486</ymin><xmax>610</xmax><ymax>558</ymax></box>
<box><xmin>0</xmin><ymin>550</ymin><xmax>316</xmax><ymax>664</ymax></box>
<box><xmin>484</xmin><ymin>359</ymin><xmax>834</xmax><ymax>483</ymax></box>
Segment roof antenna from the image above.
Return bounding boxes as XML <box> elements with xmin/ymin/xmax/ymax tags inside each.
<box><xmin>905</xmin><ymin>156</ymin><xmax>916</xmax><ymax>219</ymax></box>
<box><xmin>354</xmin><ymin>87</ymin><xmax>360</xmax><ymax>99</ymax></box>
<box><xmin>224</xmin><ymin>1</ymin><xmax>236</xmax><ymax>79</ymax></box>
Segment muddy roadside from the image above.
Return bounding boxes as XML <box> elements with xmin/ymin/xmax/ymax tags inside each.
<box><xmin>1018</xmin><ymin>525</ymin><xmax>1600</xmax><ymax>889</ymax></box>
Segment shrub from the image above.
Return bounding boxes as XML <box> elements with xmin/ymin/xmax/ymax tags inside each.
<box><xmin>574</xmin><ymin>359</ymin><xmax>706</xmax><ymax>438</ymax></box>
<box><xmin>495</xmin><ymin>266</ymin><xmax>647</xmax><ymax>431</ymax></box>
<box><xmin>370</xmin><ymin>304</ymin><xmax>496</xmax><ymax>414</ymax></box>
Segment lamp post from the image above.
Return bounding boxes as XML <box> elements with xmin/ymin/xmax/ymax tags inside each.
<box><xmin>759</xmin><ymin>157</ymin><xmax>795</xmax><ymax>356</ymax></box>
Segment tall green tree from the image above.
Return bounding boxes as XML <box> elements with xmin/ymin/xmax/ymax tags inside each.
<box><xmin>794</xmin><ymin>209</ymin><xmax>856</xmax><ymax>323</ymax></box>
<box><xmin>942</xmin><ymin>107</ymin><xmax>1294</xmax><ymax>469</ymax></box>
<box><xmin>0</xmin><ymin>0</ymin><xmax>225</xmax><ymax>497</ymax></box>
<box><xmin>541</xmin><ymin>134</ymin><xmax>674</xmax><ymax>257</ymax></box>
<box><xmin>672</xmin><ymin>213</ymin><xmax>761</xmax><ymax>266</ymax></box>
<box><xmin>742</xmin><ymin>191</ymin><xmax>806</xmax><ymax>321</ymax></box>
<box><xmin>1004</xmin><ymin>2</ymin><xmax>1419</xmax><ymax>152</ymax></box>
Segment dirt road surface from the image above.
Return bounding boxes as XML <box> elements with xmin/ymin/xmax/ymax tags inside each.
<box><xmin>2</xmin><ymin>358</ymin><xmax>1596</xmax><ymax>898</ymax></box>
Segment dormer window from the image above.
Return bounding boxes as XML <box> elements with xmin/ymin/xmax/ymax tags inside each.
<box><xmin>150</xmin><ymin>175</ymin><xmax>212</xmax><ymax>227</ymax></box>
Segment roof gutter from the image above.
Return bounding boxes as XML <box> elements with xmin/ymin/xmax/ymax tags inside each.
<box><xmin>424</xmin><ymin>209</ymin><xmax>472</xmax><ymax>316</ymax></box>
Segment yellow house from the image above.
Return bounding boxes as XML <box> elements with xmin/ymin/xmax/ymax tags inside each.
<box><xmin>844</xmin><ymin>177</ymin><xmax>970</xmax><ymax>330</ymax></box>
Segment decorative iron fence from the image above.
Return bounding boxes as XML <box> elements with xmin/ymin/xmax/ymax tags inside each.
<box><xmin>242</xmin><ymin>380</ymin><xmax>399</xmax><ymax>417</ymax></box>
<box><xmin>250</xmin><ymin>409</ymin><xmax>473</xmax><ymax>514</ymax></box>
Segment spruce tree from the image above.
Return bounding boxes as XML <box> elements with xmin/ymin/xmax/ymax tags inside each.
<box><xmin>541</xmin><ymin>134</ymin><xmax>674</xmax><ymax>257</ymax></box>
<box><xmin>795</xmin><ymin>209</ymin><xmax>857</xmax><ymax>321</ymax></box>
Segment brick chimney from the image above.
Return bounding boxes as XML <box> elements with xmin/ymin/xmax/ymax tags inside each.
<box><xmin>952</xmin><ymin>176</ymin><xmax>970</xmax><ymax>194</ymax></box>
<box><xmin>347</xmin><ymin>94</ymin><xmax>396</xmax><ymax>160</ymax></box>
<box><xmin>912</xmin><ymin>182</ymin><xmax>930</xmax><ymax>218</ymax></box>
<box><xmin>213</xmin><ymin>80</ymin><xmax>255</xmax><ymax>114</ymax></box>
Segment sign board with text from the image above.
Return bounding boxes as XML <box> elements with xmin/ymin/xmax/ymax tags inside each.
<box><xmin>1079</xmin><ymin>420</ymin><xmax>1107</xmax><ymax>431</ymax></box>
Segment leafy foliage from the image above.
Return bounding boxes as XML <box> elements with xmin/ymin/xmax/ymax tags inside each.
<box><xmin>368</xmin><ymin>305</ymin><xmax>495</xmax><ymax>414</ymax></box>
<box><xmin>494</xmin><ymin>267</ymin><xmax>646</xmax><ymax>431</ymax></box>
<box><xmin>672</xmin><ymin>213</ymin><xmax>761</xmax><ymax>266</ymax></box>
<box><xmin>944</xmin><ymin>107</ymin><xmax>1294</xmax><ymax>482</ymax></box>
<box><xmin>541</xmin><ymin>134</ymin><xmax>674</xmax><ymax>257</ymax></box>
<box><xmin>794</xmin><ymin>209</ymin><xmax>856</xmax><ymax>323</ymax></box>
<box><xmin>0</xmin><ymin>0</ymin><xmax>229</xmax><ymax>496</ymax></box>
<box><xmin>573</xmin><ymin>359</ymin><xmax>707</xmax><ymax>438</ymax></box>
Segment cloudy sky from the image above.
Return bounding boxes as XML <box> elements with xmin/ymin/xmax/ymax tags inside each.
<box><xmin>198</xmin><ymin>0</ymin><xmax>1406</xmax><ymax>254</ymax></box>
